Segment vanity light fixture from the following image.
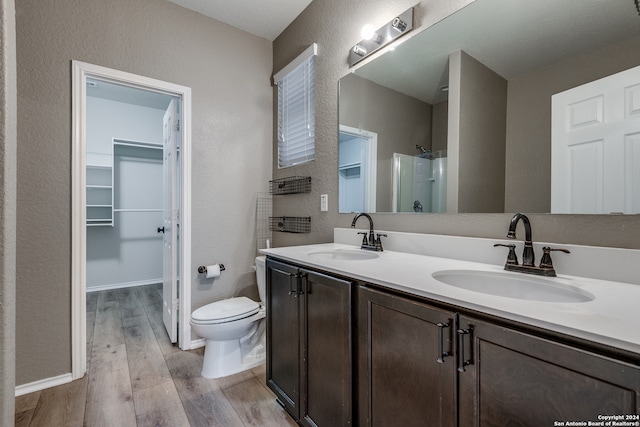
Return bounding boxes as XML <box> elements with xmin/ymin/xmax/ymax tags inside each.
<box><xmin>349</xmin><ymin>7</ymin><xmax>414</xmax><ymax>67</ymax></box>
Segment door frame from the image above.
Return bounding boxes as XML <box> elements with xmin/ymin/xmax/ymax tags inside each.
<box><xmin>338</xmin><ymin>125</ymin><xmax>377</xmax><ymax>212</ymax></box>
<box><xmin>71</xmin><ymin>60</ymin><xmax>193</xmax><ymax>380</ymax></box>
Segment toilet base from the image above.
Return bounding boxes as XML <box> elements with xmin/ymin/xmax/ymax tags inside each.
<box><xmin>201</xmin><ymin>338</ymin><xmax>266</xmax><ymax>379</ymax></box>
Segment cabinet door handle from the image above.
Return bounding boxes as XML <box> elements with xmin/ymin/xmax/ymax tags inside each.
<box><xmin>298</xmin><ymin>273</ymin><xmax>307</xmax><ymax>296</ymax></box>
<box><xmin>271</xmin><ymin>267</ymin><xmax>297</xmax><ymax>297</ymax></box>
<box><xmin>436</xmin><ymin>322</ymin><xmax>450</xmax><ymax>363</ymax></box>
<box><xmin>457</xmin><ymin>327</ymin><xmax>472</xmax><ymax>372</ymax></box>
<box><xmin>290</xmin><ymin>273</ymin><xmax>301</xmax><ymax>298</ymax></box>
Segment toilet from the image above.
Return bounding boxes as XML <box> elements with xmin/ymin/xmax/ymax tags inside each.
<box><xmin>190</xmin><ymin>256</ymin><xmax>267</xmax><ymax>379</ymax></box>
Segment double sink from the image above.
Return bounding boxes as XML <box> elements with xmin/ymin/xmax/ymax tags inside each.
<box><xmin>308</xmin><ymin>248</ymin><xmax>594</xmax><ymax>304</ymax></box>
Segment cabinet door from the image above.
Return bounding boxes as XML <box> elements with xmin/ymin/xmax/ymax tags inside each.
<box><xmin>266</xmin><ymin>260</ymin><xmax>302</xmax><ymax>419</ymax></box>
<box><xmin>301</xmin><ymin>270</ymin><xmax>352</xmax><ymax>427</ymax></box>
<box><xmin>458</xmin><ymin>315</ymin><xmax>640</xmax><ymax>426</ymax></box>
<box><xmin>358</xmin><ymin>286</ymin><xmax>456</xmax><ymax>427</ymax></box>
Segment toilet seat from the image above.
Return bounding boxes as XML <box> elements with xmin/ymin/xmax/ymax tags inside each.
<box><xmin>191</xmin><ymin>297</ymin><xmax>260</xmax><ymax>325</ymax></box>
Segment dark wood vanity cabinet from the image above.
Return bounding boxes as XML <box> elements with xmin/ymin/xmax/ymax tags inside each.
<box><xmin>457</xmin><ymin>315</ymin><xmax>640</xmax><ymax>426</ymax></box>
<box><xmin>267</xmin><ymin>258</ymin><xmax>640</xmax><ymax>426</ymax></box>
<box><xmin>266</xmin><ymin>259</ymin><xmax>353</xmax><ymax>427</ymax></box>
<box><xmin>359</xmin><ymin>285</ymin><xmax>640</xmax><ymax>426</ymax></box>
<box><xmin>357</xmin><ymin>286</ymin><xmax>457</xmax><ymax>427</ymax></box>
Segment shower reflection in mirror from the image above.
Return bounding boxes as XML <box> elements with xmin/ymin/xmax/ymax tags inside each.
<box><xmin>392</xmin><ymin>149</ymin><xmax>447</xmax><ymax>213</ymax></box>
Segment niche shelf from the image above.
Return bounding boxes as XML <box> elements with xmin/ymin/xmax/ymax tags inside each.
<box><xmin>86</xmin><ymin>162</ymin><xmax>113</xmax><ymax>227</ymax></box>
<box><xmin>269</xmin><ymin>176</ymin><xmax>312</xmax><ymax>195</ymax></box>
<box><xmin>269</xmin><ymin>216</ymin><xmax>311</xmax><ymax>233</ymax></box>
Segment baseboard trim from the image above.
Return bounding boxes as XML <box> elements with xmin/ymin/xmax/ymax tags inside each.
<box><xmin>191</xmin><ymin>338</ymin><xmax>205</xmax><ymax>349</ymax></box>
<box><xmin>15</xmin><ymin>373</ymin><xmax>73</xmax><ymax>397</ymax></box>
<box><xmin>86</xmin><ymin>279</ymin><xmax>162</xmax><ymax>293</ymax></box>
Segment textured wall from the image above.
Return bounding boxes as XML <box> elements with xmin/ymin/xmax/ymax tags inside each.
<box><xmin>16</xmin><ymin>0</ymin><xmax>272</xmax><ymax>385</ymax></box>
<box><xmin>272</xmin><ymin>0</ymin><xmax>640</xmax><ymax>250</ymax></box>
<box><xmin>0</xmin><ymin>0</ymin><xmax>16</xmax><ymax>421</ymax></box>
<box><xmin>272</xmin><ymin>0</ymin><xmax>475</xmax><ymax>247</ymax></box>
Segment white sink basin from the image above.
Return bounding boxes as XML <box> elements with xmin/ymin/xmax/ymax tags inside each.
<box><xmin>307</xmin><ymin>249</ymin><xmax>380</xmax><ymax>261</ymax></box>
<box><xmin>432</xmin><ymin>270</ymin><xmax>595</xmax><ymax>303</ymax></box>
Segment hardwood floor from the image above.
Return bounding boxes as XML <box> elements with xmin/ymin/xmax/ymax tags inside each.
<box><xmin>15</xmin><ymin>285</ymin><xmax>296</xmax><ymax>427</ymax></box>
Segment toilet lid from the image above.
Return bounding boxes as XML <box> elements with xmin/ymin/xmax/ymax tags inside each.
<box><xmin>191</xmin><ymin>297</ymin><xmax>260</xmax><ymax>324</ymax></box>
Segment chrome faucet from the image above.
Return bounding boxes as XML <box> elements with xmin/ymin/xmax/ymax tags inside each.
<box><xmin>494</xmin><ymin>213</ymin><xmax>570</xmax><ymax>277</ymax></box>
<box><xmin>351</xmin><ymin>213</ymin><xmax>385</xmax><ymax>251</ymax></box>
<box><xmin>507</xmin><ymin>213</ymin><xmax>535</xmax><ymax>266</ymax></box>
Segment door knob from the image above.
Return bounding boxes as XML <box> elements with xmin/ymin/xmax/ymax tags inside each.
<box><xmin>157</xmin><ymin>227</ymin><xmax>165</xmax><ymax>233</ymax></box>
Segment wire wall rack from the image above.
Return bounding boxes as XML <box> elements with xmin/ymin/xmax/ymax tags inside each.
<box><xmin>269</xmin><ymin>216</ymin><xmax>311</xmax><ymax>233</ymax></box>
<box><xmin>269</xmin><ymin>176</ymin><xmax>312</xmax><ymax>195</ymax></box>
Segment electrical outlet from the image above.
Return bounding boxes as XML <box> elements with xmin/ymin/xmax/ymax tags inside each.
<box><xmin>320</xmin><ymin>194</ymin><xmax>328</xmax><ymax>212</ymax></box>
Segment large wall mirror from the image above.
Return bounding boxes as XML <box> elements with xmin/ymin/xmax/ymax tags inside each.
<box><xmin>338</xmin><ymin>0</ymin><xmax>640</xmax><ymax>214</ymax></box>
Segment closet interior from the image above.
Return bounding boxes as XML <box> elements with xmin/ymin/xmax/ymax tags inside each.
<box><xmin>86</xmin><ymin>83</ymin><xmax>172</xmax><ymax>291</ymax></box>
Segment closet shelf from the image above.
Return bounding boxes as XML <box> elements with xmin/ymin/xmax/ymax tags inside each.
<box><xmin>86</xmin><ymin>161</ymin><xmax>113</xmax><ymax>227</ymax></box>
<box><xmin>269</xmin><ymin>216</ymin><xmax>311</xmax><ymax>233</ymax></box>
<box><xmin>114</xmin><ymin>208</ymin><xmax>163</xmax><ymax>213</ymax></box>
<box><xmin>269</xmin><ymin>176</ymin><xmax>311</xmax><ymax>195</ymax></box>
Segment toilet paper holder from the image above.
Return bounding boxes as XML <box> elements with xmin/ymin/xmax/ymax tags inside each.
<box><xmin>197</xmin><ymin>264</ymin><xmax>226</xmax><ymax>274</ymax></box>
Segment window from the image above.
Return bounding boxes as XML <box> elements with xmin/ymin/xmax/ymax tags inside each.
<box><xmin>274</xmin><ymin>43</ymin><xmax>317</xmax><ymax>168</ymax></box>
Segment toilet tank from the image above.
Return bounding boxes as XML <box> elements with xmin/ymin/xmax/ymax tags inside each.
<box><xmin>255</xmin><ymin>256</ymin><xmax>266</xmax><ymax>302</ymax></box>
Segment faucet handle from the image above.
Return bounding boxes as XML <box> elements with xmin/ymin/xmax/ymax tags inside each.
<box><xmin>494</xmin><ymin>243</ymin><xmax>518</xmax><ymax>265</ymax></box>
<box><xmin>375</xmin><ymin>233</ymin><xmax>387</xmax><ymax>251</ymax></box>
<box><xmin>539</xmin><ymin>247</ymin><xmax>570</xmax><ymax>269</ymax></box>
<box><xmin>357</xmin><ymin>231</ymin><xmax>369</xmax><ymax>246</ymax></box>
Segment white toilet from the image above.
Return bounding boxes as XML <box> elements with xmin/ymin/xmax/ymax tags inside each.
<box><xmin>190</xmin><ymin>256</ymin><xmax>267</xmax><ymax>379</ymax></box>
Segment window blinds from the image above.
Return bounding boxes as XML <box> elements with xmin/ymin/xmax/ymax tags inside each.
<box><xmin>275</xmin><ymin>44</ymin><xmax>317</xmax><ymax>168</ymax></box>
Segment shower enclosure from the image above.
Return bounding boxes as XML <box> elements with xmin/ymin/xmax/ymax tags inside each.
<box><xmin>392</xmin><ymin>150</ymin><xmax>447</xmax><ymax>213</ymax></box>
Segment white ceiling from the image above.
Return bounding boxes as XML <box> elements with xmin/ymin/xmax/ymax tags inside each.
<box><xmin>165</xmin><ymin>0</ymin><xmax>312</xmax><ymax>41</ymax></box>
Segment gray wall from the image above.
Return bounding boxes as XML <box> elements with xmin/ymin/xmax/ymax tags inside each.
<box><xmin>431</xmin><ymin>101</ymin><xmax>448</xmax><ymax>153</ymax></box>
<box><xmin>455</xmin><ymin>50</ymin><xmax>507</xmax><ymax>213</ymax></box>
<box><xmin>15</xmin><ymin>0</ymin><xmax>272</xmax><ymax>385</ymax></box>
<box><xmin>339</xmin><ymin>73</ymin><xmax>432</xmax><ymax>212</ymax></box>
<box><xmin>1</xmin><ymin>0</ymin><xmax>16</xmax><ymax>422</ymax></box>
<box><xmin>272</xmin><ymin>0</ymin><xmax>640</xmax><ymax>250</ymax></box>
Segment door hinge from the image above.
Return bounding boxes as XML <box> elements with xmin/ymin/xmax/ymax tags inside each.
<box><xmin>175</xmin><ymin>119</ymin><xmax>180</xmax><ymax>132</ymax></box>
<box><xmin>174</xmin><ymin>298</ymin><xmax>179</xmax><ymax>312</ymax></box>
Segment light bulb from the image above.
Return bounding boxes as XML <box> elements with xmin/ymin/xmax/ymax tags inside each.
<box><xmin>361</xmin><ymin>24</ymin><xmax>376</xmax><ymax>40</ymax></box>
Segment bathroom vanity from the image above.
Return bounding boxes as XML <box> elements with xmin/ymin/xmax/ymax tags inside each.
<box><xmin>266</xmin><ymin>259</ymin><xmax>352</xmax><ymax>426</ymax></box>
<box><xmin>262</xmin><ymin>231</ymin><xmax>640</xmax><ymax>426</ymax></box>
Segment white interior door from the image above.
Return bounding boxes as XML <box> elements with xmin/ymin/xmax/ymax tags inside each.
<box><xmin>162</xmin><ymin>98</ymin><xmax>179</xmax><ymax>343</ymax></box>
<box><xmin>552</xmin><ymin>65</ymin><xmax>640</xmax><ymax>214</ymax></box>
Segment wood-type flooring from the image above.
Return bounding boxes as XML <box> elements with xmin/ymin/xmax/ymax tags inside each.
<box><xmin>15</xmin><ymin>284</ymin><xmax>296</xmax><ymax>427</ymax></box>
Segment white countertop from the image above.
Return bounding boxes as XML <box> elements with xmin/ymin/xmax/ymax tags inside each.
<box><xmin>261</xmin><ymin>242</ymin><xmax>640</xmax><ymax>356</ymax></box>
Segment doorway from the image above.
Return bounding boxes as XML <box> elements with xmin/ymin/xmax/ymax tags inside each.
<box><xmin>72</xmin><ymin>61</ymin><xmax>193</xmax><ymax>380</ymax></box>
<box><xmin>338</xmin><ymin>125</ymin><xmax>377</xmax><ymax>213</ymax></box>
